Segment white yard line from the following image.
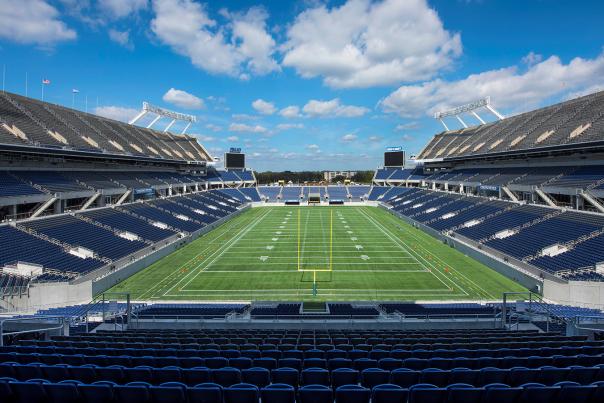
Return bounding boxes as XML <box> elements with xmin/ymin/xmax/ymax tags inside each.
<box><xmin>162</xmin><ymin>208</ymin><xmax>274</xmax><ymax>296</ymax></box>
<box><xmin>357</xmin><ymin>207</ymin><xmax>463</xmax><ymax>295</ymax></box>
<box><xmin>136</xmin><ymin>208</ymin><xmax>260</xmax><ymax>299</ymax></box>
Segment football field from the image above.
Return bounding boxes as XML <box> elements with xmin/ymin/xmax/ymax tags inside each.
<box><xmin>108</xmin><ymin>206</ymin><xmax>526</xmax><ymax>301</ymax></box>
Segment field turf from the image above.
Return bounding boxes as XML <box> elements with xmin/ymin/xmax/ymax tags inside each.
<box><xmin>108</xmin><ymin>206</ymin><xmax>526</xmax><ymax>301</ymax></box>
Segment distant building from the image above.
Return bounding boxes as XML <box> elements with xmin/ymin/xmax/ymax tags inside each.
<box><xmin>323</xmin><ymin>171</ymin><xmax>357</xmax><ymax>182</ymax></box>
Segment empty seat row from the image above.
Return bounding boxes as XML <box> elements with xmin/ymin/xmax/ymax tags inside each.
<box><xmin>3</xmin><ymin>361</ymin><xmax>604</xmax><ymax>388</ymax></box>
<box><xmin>3</xmin><ymin>350</ymin><xmax>604</xmax><ymax>371</ymax></box>
<box><xmin>1</xmin><ymin>377</ymin><xmax>604</xmax><ymax>403</ymax></box>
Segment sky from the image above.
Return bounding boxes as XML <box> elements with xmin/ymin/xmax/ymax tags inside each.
<box><xmin>1</xmin><ymin>0</ymin><xmax>604</xmax><ymax>171</ymax></box>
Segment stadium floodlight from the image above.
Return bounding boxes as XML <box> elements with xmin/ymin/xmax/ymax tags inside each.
<box><xmin>129</xmin><ymin>102</ymin><xmax>197</xmax><ymax>134</ymax></box>
<box><xmin>433</xmin><ymin>96</ymin><xmax>504</xmax><ymax>131</ymax></box>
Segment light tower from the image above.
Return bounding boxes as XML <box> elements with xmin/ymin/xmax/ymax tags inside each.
<box><xmin>434</xmin><ymin>96</ymin><xmax>504</xmax><ymax>131</ymax></box>
<box><xmin>129</xmin><ymin>102</ymin><xmax>197</xmax><ymax>134</ymax></box>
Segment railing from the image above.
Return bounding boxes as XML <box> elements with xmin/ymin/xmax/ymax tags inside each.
<box><xmin>501</xmin><ymin>291</ymin><xmax>564</xmax><ymax>331</ymax></box>
<box><xmin>129</xmin><ymin>312</ymin><xmax>498</xmax><ymax>328</ymax></box>
<box><xmin>0</xmin><ymin>315</ymin><xmax>66</xmax><ymax>346</ymax></box>
<box><xmin>572</xmin><ymin>315</ymin><xmax>604</xmax><ymax>332</ymax></box>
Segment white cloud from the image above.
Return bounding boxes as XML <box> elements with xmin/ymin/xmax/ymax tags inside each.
<box><xmin>232</xmin><ymin>113</ymin><xmax>259</xmax><ymax>121</ymax></box>
<box><xmin>282</xmin><ymin>0</ymin><xmax>461</xmax><ymax>88</ymax></box>
<box><xmin>395</xmin><ymin>122</ymin><xmax>420</xmax><ymax>131</ymax></box>
<box><xmin>205</xmin><ymin>123</ymin><xmax>222</xmax><ymax>132</ymax></box>
<box><xmin>98</xmin><ymin>0</ymin><xmax>148</xmax><ymax>19</ymax></box>
<box><xmin>108</xmin><ymin>29</ymin><xmax>133</xmax><ymax>49</ymax></box>
<box><xmin>368</xmin><ymin>135</ymin><xmax>382</xmax><ymax>142</ymax></box>
<box><xmin>306</xmin><ymin>144</ymin><xmax>320</xmax><ymax>153</ymax></box>
<box><xmin>341</xmin><ymin>133</ymin><xmax>358</xmax><ymax>142</ymax></box>
<box><xmin>151</xmin><ymin>0</ymin><xmax>278</xmax><ymax>78</ymax></box>
<box><xmin>252</xmin><ymin>99</ymin><xmax>277</xmax><ymax>115</ymax></box>
<box><xmin>303</xmin><ymin>98</ymin><xmax>369</xmax><ymax>118</ymax></box>
<box><xmin>229</xmin><ymin>123</ymin><xmax>268</xmax><ymax>133</ymax></box>
<box><xmin>94</xmin><ymin>105</ymin><xmax>139</xmax><ymax>122</ymax></box>
<box><xmin>196</xmin><ymin>134</ymin><xmax>215</xmax><ymax>142</ymax></box>
<box><xmin>279</xmin><ymin>105</ymin><xmax>301</xmax><ymax>118</ymax></box>
<box><xmin>522</xmin><ymin>51</ymin><xmax>543</xmax><ymax>66</ymax></box>
<box><xmin>227</xmin><ymin>135</ymin><xmax>239</xmax><ymax>142</ymax></box>
<box><xmin>276</xmin><ymin>123</ymin><xmax>304</xmax><ymax>130</ymax></box>
<box><xmin>162</xmin><ymin>88</ymin><xmax>205</xmax><ymax>109</ymax></box>
<box><xmin>381</xmin><ymin>51</ymin><xmax>604</xmax><ymax>117</ymax></box>
<box><xmin>0</xmin><ymin>0</ymin><xmax>76</xmax><ymax>45</ymax></box>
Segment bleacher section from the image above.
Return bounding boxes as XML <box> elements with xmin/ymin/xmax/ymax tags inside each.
<box><xmin>258</xmin><ymin>186</ymin><xmax>281</xmax><ymax>202</ymax></box>
<box><xmin>79</xmin><ymin>208</ymin><xmax>177</xmax><ymax>243</ymax></box>
<box><xmin>281</xmin><ymin>187</ymin><xmax>302</xmax><ymax>201</ymax></box>
<box><xmin>380</xmin><ymin>187</ymin><xmax>604</xmax><ymax>280</ymax></box>
<box><xmin>0</xmin><ymin>172</ymin><xmax>44</xmax><ymax>197</ymax></box>
<box><xmin>326</xmin><ymin>186</ymin><xmax>348</xmax><ymax>200</ymax></box>
<box><xmin>2</xmin><ymin>328</ymin><xmax>604</xmax><ymax>402</ymax></box>
<box><xmin>422</xmin><ymin>165</ymin><xmax>604</xmax><ymax>193</ymax></box>
<box><xmin>13</xmin><ymin>171</ymin><xmax>89</xmax><ymax>193</ymax></box>
<box><xmin>0</xmin><ymin>225</ymin><xmax>104</xmax><ymax>276</ymax></box>
<box><xmin>0</xmin><ymin>189</ymin><xmax>246</xmax><ymax>282</ymax></box>
<box><xmin>374</xmin><ymin>167</ymin><xmax>427</xmax><ymax>183</ymax></box>
<box><xmin>21</xmin><ymin>215</ymin><xmax>148</xmax><ymax>261</ymax></box>
<box><xmin>417</xmin><ymin>90</ymin><xmax>604</xmax><ymax>161</ymax></box>
<box><xmin>348</xmin><ymin>185</ymin><xmax>369</xmax><ymax>201</ymax></box>
<box><xmin>0</xmin><ymin>91</ymin><xmax>209</xmax><ymax>162</ymax></box>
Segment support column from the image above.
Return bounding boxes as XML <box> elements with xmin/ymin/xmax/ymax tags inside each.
<box><xmin>54</xmin><ymin>199</ymin><xmax>62</xmax><ymax>214</ymax></box>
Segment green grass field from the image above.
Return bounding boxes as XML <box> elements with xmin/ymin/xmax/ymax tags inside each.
<box><xmin>108</xmin><ymin>206</ymin><xmax>526</xmax><ymax>301</ymax></box>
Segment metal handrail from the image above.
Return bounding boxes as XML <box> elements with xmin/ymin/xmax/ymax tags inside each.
<box><xmin>0</xmin><ymin>315</ymin><xmax>66</xmax><ymax>346</ymax></box>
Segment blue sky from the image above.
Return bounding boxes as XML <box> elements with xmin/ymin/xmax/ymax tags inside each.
<box><xmin>1</xmin><ymin>0</ymin><xmax>604</xmax><ymax>171</ymax></box>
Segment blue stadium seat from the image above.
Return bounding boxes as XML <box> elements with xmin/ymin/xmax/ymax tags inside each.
<box><xmin>224</xmin><ymin>383</ymin><xmax>260</xmax><ymax>403</ymax></box>
<box><xmin>335</xmin><ymin>384</ymin><xmax>371</xmax><ymax>403</ymax></box>
<box><xmin>261</xmin><ymin>383</ymin><xmax>296</xmax><ymax>403</ymax></box>
<box><xmin>298</xmin><ymin>384</ymin><xmax>333</xmax><ymax>403</ymax></box>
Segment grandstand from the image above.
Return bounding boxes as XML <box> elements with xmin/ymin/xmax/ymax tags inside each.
<box><xmin>2</xmin><ymin>64</ymin><xmax>604</xmax><ymax>403</ymax></box>
<box><xmin>4</xmin><ymin>2</ymin><xmax>604</xmax><ymax>401</ymax></box>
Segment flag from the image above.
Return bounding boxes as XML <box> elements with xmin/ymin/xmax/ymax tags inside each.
<box><xmin>72</xmin><ymin>89</ymin><xmax>79</xmax><ymax>93</ymax></box>
<box><xmin>42</xmin><ymin>79</ymin><xmax>50</xmax><ymax>85</ymax></box>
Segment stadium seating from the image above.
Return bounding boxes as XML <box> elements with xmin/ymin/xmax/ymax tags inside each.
<box><xmin>327</xmin><ymin>186</ymin><xmax>348</xmax><ymax>200</ymax></box>
<box><xmin>79</xmin><ymin>208</ymin><xmax>177</xmax><ymax>243</ymax></box>
<box><xmin>0</xmin><ymin>226</ymin><xmax>104</xmax><ymax>276</ymax></box>
<box><xmin>2</xmin><ymin>327</ymin><xmax>604</xmax><ymax>403</ymax></box>
<box><xmin>347</xmin><ymin>186</ymin><xmax>370</xmax><ymax>201</ymax></box>
<box><xmin>0</xmin><ymin>172</ymin><xmax>45</xmax><ymax>197</ymax></box>
<box><xmin>281</xmin><ymin>187</ymin><xmax>302</xmax><ymax>201</ymax></box>
<box><xmin>13</xmin><ymin>171</ymin><xmax>90</xmax><ymax>193</ymax></box>
<box><xmin>417</xmin><ymin>90</ymin><xmax>604</xmax><ymax>160</ymax></box>
<box><xmin>238</xmin><ymin>187</ymin><xmax>262</xmax><ymax>202</ymax></box>
<box><xmin>379</xmin><ymin>186</ymin><xmax>604</xmax><ymax>279</ymax></box>
<box><xmin>258</xmin><ymin>186</ymin><xmax>281</xmax><ymax>201</ymax></box>
<box><xmin>21</xmin><ymin>215</ymin><xmax>148</xmax><ymax>261</ymax></box>
<box><xmin>0</xmin><ymin>91</ymin><xmax>209</xmax><ymax>162</ymax></box>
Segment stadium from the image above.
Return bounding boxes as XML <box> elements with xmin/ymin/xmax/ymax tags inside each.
<box><xmin>1</xmin><ymin>0</ymin><xmax>604</xmax><ymax>402</ymax></box>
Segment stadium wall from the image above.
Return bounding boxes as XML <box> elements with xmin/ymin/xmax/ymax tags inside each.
<box><xmin>7</xmin><ymin>280</ymin><xmax>92</xmax><ymax>312</ymax></box>
<box><xmin>91</xmin><ymin>205</ymin><xmax>250</xmax><ymax>296</ymax></box>
<box><xmin>543</xmin><ymin>278</ymin><xmax>604</xmax><ymax>309</ymax></box>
